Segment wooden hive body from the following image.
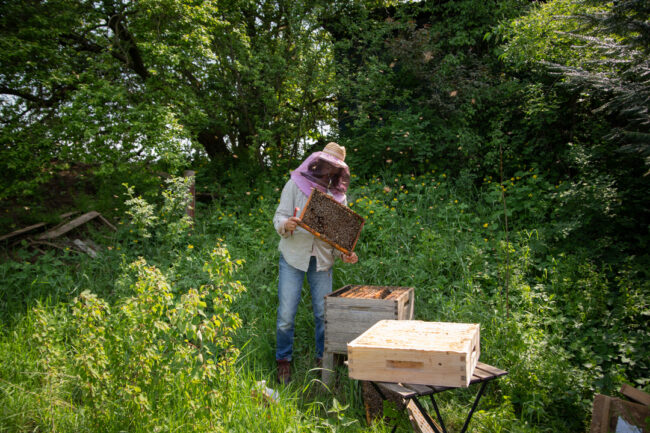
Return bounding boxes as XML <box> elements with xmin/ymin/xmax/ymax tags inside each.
<box><xmin>347</xmin><ymin>320</ymin><xmax>480</xmax><ymax>387</ymax></box>
<box><xmin>298</xmin><ymin>188</ymin><xmax>364</xmax><ymax>254</ymax></box>
<box><xmin>325</xmin><ymin>285</ymin><xmax>414</xmax><ymax>354</ymax></box>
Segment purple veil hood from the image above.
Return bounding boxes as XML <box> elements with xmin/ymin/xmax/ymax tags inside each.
<box><xmin>290</xmin><ymin>151</ymin><xmax>350</xmax><ymax>203</ymax></box>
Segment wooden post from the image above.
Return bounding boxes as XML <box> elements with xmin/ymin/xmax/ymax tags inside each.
<box><xmin>184</xmin><ymin>170</ymin><xmax>196</xmax><ymax>224</ymax></box>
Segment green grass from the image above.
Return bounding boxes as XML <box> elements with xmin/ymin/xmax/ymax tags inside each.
<box><xmin>0</xmin><ymin>168</ymin><xmax>648</xmax><ymax>432</ymax></box>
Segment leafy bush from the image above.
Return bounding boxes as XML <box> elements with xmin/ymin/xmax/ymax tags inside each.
<box><xmin>123</xmin><ymin>176</ymin><xmax>194</xmax><ymax>244</ymax></box>
<box><xmin>15</xmin><ymin>252</ymin><xmax>244</xmax><ymax>430</ymax></box>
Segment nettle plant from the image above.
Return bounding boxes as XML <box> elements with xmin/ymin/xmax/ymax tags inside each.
<box><xmin>32</xmin><ymin>251</ymin><xmax>245</xmax><ymax>417</ymax></box>
<box><xmin>123</xmin><ymin>175</ymin><xmax>194</xmax><ymax>244</ymax></box>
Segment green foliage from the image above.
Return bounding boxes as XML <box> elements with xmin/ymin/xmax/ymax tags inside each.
<box><xmin>2</xmin><ymin>0</ymin><xmax>650</xmax><ymax>431</ymax></box>
<box><xmin>0</xmin><ymin>248</ymin><xmax>77</xmax><ymax>322</ymax></box>
<box><xmin>498</xmin><ymin>0</ymin><xmax>650</xmax><ymax>165</ymax></box>
<box><xmin>3</xmin><ymin>248</ymin><xmax>245</xmax><ymax>431</ymax></box>
<box><xmin>0</xmin><ymin>0</ymin><xmax>341</xmax><ymax>199</ymax></box>
<box><xmin>211</xmin><ymin>169</ymin><xmax>648</xmax><ymax>432</ymax></box>
<box><xmin>123</xmin><ymin>176</ymin><xmax>193</xmax><ymax>244</ymax></box>
<box><xmin>326</xmin><ymin>0</ymin><xmax>531</xmax><ymax>178</ymax></box>
<box><xmin>2</xmin><ymin>167</ymin><xmax>649</xmax><ymax>432</ymax></box>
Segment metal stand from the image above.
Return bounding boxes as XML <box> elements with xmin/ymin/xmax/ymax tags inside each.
<box><xmin>368</xmin><ymin>362</ymin><xmax>508</xmax><ymax>433</ymax></box>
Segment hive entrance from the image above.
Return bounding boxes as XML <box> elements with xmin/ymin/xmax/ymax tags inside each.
<box><xmin>298</xmin><ymin>188</ymin><xmax>364</xmax><ymax>253</ymax></box>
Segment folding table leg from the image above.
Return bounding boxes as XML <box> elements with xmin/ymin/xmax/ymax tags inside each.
<box><xmin>368</xmin><ymin>383</ymin><xmax>400</xmax><ymax>433</ymax></box>
<box><xmin>459</xmin><ymin>381</ymin><xmax>489</xmax><ymax>433</ymax></box>
<box><xmin>412</xmin><ymin>397</ymin><xmax>445</xmax><ymax>433</ymax></box>
<box><xmin>370</xmin><ymin>381</ymin><xmax>388</xmax><ymax>400</ymax></box>
<box><xmin>427</xmin><ymin>394</ymin><xmax>448</xmax><ymax>433</ymax></box>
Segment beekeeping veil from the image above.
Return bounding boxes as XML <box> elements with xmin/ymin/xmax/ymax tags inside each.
<box><xmin>291</xmin><ymin>145</ymin><xmax>350</xmax><ymax>203</ymax></box>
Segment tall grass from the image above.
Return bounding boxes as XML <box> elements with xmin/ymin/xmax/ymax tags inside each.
<box><xmin>1</xmin><ymin>168</ymin><xmax>648</xmax><ymax>432</ymax></box>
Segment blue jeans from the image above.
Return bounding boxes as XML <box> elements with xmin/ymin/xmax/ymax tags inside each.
<box><xmin>276</xmin><ymin>254</ymin><xmax>332</xmax><ymax>361</ymax></box>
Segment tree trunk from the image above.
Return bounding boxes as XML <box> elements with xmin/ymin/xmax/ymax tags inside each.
<box><xmin>198</xmin><ymin>128</ymin><xmax>228</xmax><ymax>160</ymax></box>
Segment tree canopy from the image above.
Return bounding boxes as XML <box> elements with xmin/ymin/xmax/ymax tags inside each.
<box><xmin>0</xmin><ymin>0</ymin><xmax>338</xmax><ymax>198</ymax></box>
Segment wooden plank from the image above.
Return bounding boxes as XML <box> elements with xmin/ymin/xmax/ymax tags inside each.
<box><xmin>406</xmin><ymin>399</ymin><xmax>440</xmax><ymax>433</ymax></box>
<box><xmin>0</xmin><ymin>221</ymin><xmax>48</xmax><ymax>241</ymax></box>
<box><xmin>37</xmin><ymin>211</ymin><xmax>100</xmax><ymax>240</ymax></box>
<box><xmin>430</xmin><ymin>384</ymin><xmax>454</xmax><ymax>393</ymax></box>
<box><xmin>326</xmin><ymin>298</ymin><xmax>397</xmax><ymax>311</ymax></box>
<box><xmin>609</xmin><ymin>397</ymin><xmax>650</xmax><ymax>431</ymax></box>
<box><xmin>324</xmin><ymin>343</ymin><xmax>348</xmax><ymax>354</ymax></box>
<box><xmin>327</xmin><ymin>329</ymin><xmax>367</xmax><ymax>342</ymax></box>
<box><xmin>328</xmin><ymin>284</ymin><xmax>354</xmax><ymax>298</ymax></box>
<box><xmin>58</xmin><ymin>211</ymin><xmax>79</xmax><ymax>219</ymax></box>
<box><xmin>403</xmin><ymin>383</ymin><xmax>436</xmax><ymax>396</ymax></box>
<box><xmin>28</xmin><ymin>239</ymin><xmax>66</xmax><ymax>251</ymax></box>
<box><xmin>327</xmin><ymin>319</ymin><xmax>388</xmax><ymax>333</ymax></box>
<box><xmin>327</xmin><ymin>330</ymin><xmax>373</xmax><ymax>348</ymax></box>
<box><xmin>376</xmin><ymin>382</ymin><xmax>418</xmax><ymax>399</ymax></box>
<box><xmin>327</xmin><ymin>329</ymin><xmax>377</xmax><ymax>344</ymax></box>
<box><xmin>326</xmin><ymin>309</ymin><xmax>397</xmax><ymax>324</ymax></box>
<box><xmin>590</xmin><ymin>394</ymin><xmax>611</xmax><ymax>433</ymax></box>
<box><xmin>397</xmin><ymin>289</ymin><xmax>415</xmax><ymax>320</ymax></box>
<box><xmin>321</xmin><ymin>352</ymin><xmax>335</xmax><ymax>385</ymax></box>
<box><xmin>474</xmin><ymin>362</ymin><xmax>508</xmax><ymax>378</ymax></box>
<box><xmin>0</xmin><ymin>211</ymin><xmax>78</xmax><ymax>241</ymax></box>
<box><xmin>621</xmin><ymin>383</ymin><xmax>650</xmax><ymax>407</ymax></box>
<box><xmin>470</xmin><ymin>366</ymin><xmax>493</xmax><ymax>382</ymax></box>
<box><xmin>97</xmin><ymin>214</ymin><xmax>117</xmax><ymax>231</ymax></box>
<box><xmin>591</xmin><ymin>394</ymin><xmax>650</xmax><ymax>433</ymax></box>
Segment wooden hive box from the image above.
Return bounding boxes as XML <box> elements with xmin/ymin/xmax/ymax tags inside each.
<box><xmin>325</xmin><ymin>285</ymin><xmax>414</xmax><ymax>355</ymax></box>
<box><xmin>347</xmin><ymin>320</ymin><xmax>480</xmax><ymax>388</ymax></box>
<box><xmin>298</xmin><ymin>188</ymin><xmax>364</xmax><ymax>254</ymax></box>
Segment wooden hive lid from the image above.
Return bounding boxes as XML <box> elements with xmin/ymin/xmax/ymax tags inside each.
<box><xmin>349</xmin><ymin>320</ymin><xmax>479</xmax><ymax>352</ymax></box>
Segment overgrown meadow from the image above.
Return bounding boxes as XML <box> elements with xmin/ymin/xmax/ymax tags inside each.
<box><xmin>1</xmin><ymin>166</ymin><xmax>647</xmax><ymax>432</ymax></box>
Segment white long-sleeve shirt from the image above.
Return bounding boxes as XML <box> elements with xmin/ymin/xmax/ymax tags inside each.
<box><xmin>273</xmin><ymin>179</ymin><xmax>345</xmax><ymax>272</ymax></box>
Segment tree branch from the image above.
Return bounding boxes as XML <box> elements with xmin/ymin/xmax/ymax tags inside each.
<box><xmin>0</xmin><ymin>84</ymin><xmax>76</xmax><ymax>108</ymax></box>
<box><xmin>59</xmin><ymin>33</ymin><xmax>104</xmax><ymax>53</ymax></box>
<box><xmin>108</xmin><ymin>14</ymin><xmax>150</xmax><ymax>80</ymax></box>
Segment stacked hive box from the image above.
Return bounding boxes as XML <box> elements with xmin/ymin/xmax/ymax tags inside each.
<box><xmin>348</xmin><ymin>320</ymin><xmax>481</xmax><ymax>387</ymax></box>
<box><xmin>322</xmin><ymin>285</ymin><xmax>414</xmax><ymax>383</ymax></box>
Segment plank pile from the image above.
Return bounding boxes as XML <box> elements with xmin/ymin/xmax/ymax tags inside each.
<box><xmin>590</xmin><ymin>384</ymin><xmax>650</xmax><ymax>433</ymax></box>
<box><xmin>1</xmin><ymin>210</ymin><xmax>116</xmax><ymax>259</ymax></box>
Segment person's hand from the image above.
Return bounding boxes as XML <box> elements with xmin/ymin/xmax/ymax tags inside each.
<box><xmin>341</xmin><ymin>252</ymin><xmax>358</xmax><ymax>264</ymax></box>
<box><xmin>284</xmin><ymin>216</ymin><xmax>301</xmax><ymax>233</ymax></box>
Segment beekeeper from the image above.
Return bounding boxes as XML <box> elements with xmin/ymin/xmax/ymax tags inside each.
<box><xmin>272</xmin><ymin>142</ymin><xmax>359</xmax><ymax>385</ymax></box>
